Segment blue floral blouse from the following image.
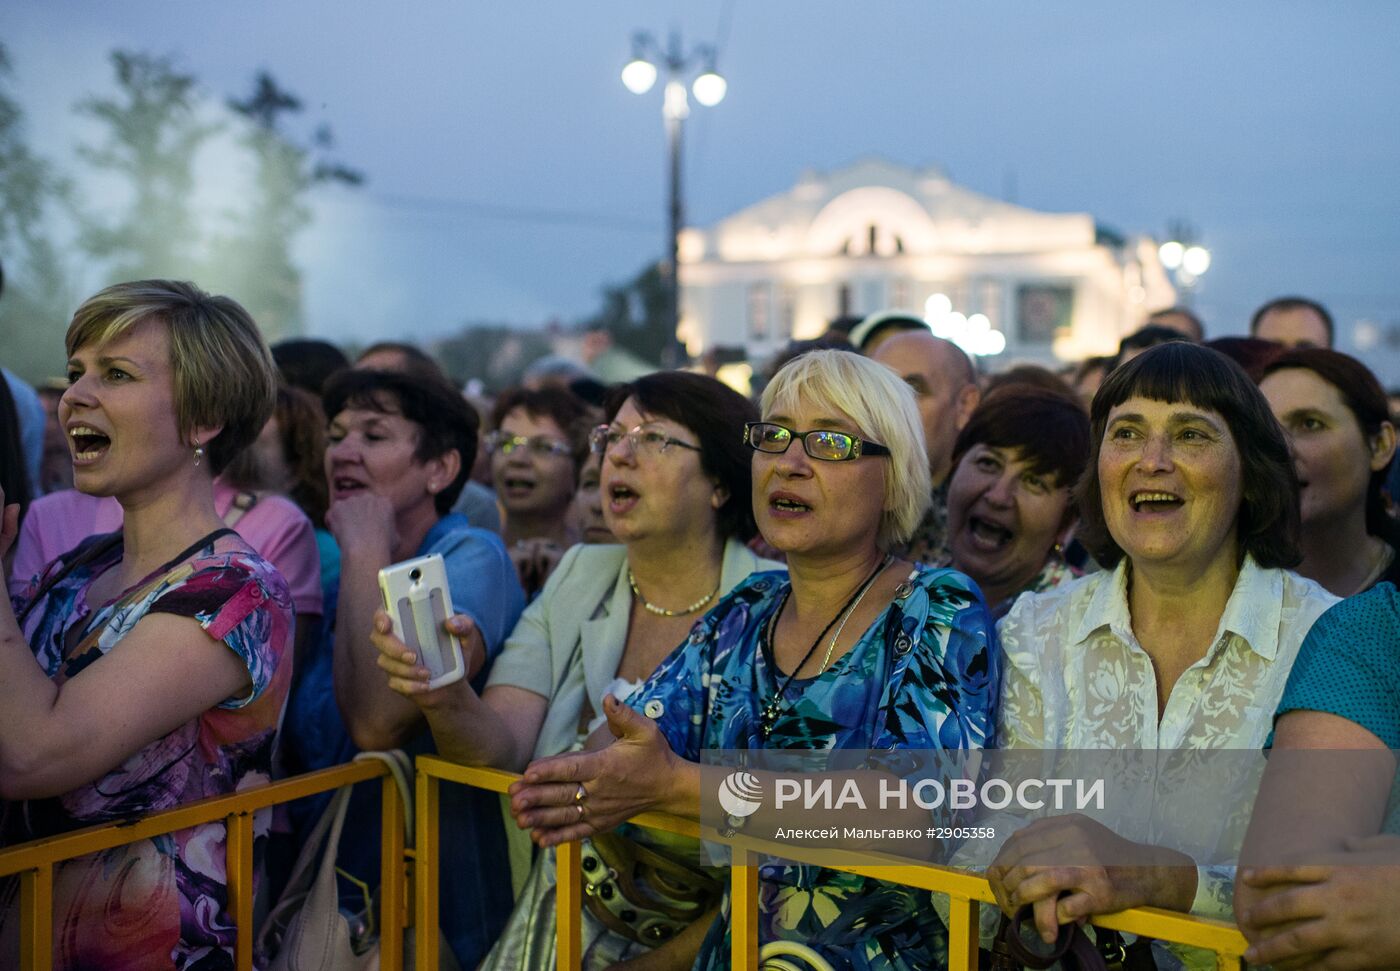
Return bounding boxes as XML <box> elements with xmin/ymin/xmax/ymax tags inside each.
<box><xmin>627</xmin><ymin>566</ymin><xmax>1000</xmax><ymax>971</ymax></box>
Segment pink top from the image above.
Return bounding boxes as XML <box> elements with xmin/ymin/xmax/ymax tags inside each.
<box><xmin>9</xmin><ymin>482</ymin><xmax>323</xmax><ymax>616</ymax></box>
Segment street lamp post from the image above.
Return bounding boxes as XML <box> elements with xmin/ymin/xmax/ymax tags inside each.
<box><xmin>622</xmin><ymin>31</ymin><xmax>726</xmax><ymax>364</ymax></box>
<box><xmin>1157</xmin><ymin>220</ymin><xmax>1212</xmax><ymax>303</ymax></box>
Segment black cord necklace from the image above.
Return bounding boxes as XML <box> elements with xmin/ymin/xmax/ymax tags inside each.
<box><xmin>759</xmin><ymin>555</ymin><xmax>891</xmax><ymax>740</ymax></box>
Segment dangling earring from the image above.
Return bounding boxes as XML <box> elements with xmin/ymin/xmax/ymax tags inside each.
<box><xmin>193</xmin><ymin>442</ymin><xmax>205</xmax><ymax>468</ymax></box>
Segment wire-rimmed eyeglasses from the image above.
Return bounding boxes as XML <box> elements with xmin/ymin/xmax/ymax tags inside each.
<box><xmin>589</xmin><ymin>423</ymin><xmax>702</xmax><ymax>456</ymax></box>
<box><xmin>485</xmin><ymin>431</ymin><xmax>574</xmax><ymax>458</ymax></box>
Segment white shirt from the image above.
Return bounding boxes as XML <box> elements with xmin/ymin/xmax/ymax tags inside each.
<box><xmin>995</xmin><ymin>555</ymin><xmax>1337</xmax><ymax>935</ymax></box>
<box><xmin>998</xmin><ymin>555</ymin><xmax>1337</xmax><ymax>752</ymax></box>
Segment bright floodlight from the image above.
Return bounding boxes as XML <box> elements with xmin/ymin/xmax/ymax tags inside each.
<box><xmin>984</xmin><ymin>331</ymin><xmax>1007</xmax><ymax>355</ymax></box>
<box><xmin>622</xmin><ymin>58</ymin><xmax>658</xmax><ymax>94</ymax></box>
<box><xmin>692</xmin><ymin>71</ymin><xmax>727</xmax><ymax>107</ymax></box>
<box><xmin>924</xmin><ymin>292</ymin><xmax>953</xmax><ymax>320</ymax></box>
<box><xmin>1158</xmin><ymin>240</ymin><xmax>1184</xmax><ymax>270</ymax></box>
<box><xmin>1182</xmin><ymin>245</ymin><xmax>1211</xmax><ymax>276</ymax></box>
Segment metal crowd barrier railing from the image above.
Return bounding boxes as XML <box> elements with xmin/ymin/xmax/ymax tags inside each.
<box><xmin>0</xmin><ymin>760</ymin><xmax>407</xmax><ymax>971</ymax></box>
<box><xmin>413</xmin><ymin>755</ymin><xmax>1250</xmax><ymax>971</ymax></box>
<box><xmin>0</xmin><ymin>755</ymin><xmax>1249</xmax><ymax>971</ymax></box>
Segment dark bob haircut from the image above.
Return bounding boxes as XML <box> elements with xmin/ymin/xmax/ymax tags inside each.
<box><xmin>322</xmin><ymin>368</ymin><xmax>477</xmax><ymax>515</ymax></box>
<box><xmin>951</xmin><ymin>386</ymin><xmax>1090</xmax><ymax>493</ymax></box>
<box><xmin>1262</xmin><ymin>347</ymin><xmax>1400</xmax><ymax>548</ymax></box>
<box><xmin>602</xmin><ymin>371</ymin><xmax>760</xmax><ymax>542</ymax></box>
<box><xmin>491</xmin><ymin>385</ymin><xmax>598</xmax><ymax>477</ymax></box>
<box><xmin>1076</xmin><ymin>342</ymin><xmax>1300</xmax><ymax>569</ymax></box>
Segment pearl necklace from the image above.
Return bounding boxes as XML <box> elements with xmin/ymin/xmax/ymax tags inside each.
<box><xmin>628</xmin><ymin>569</ymin><xmax>719</xmax><ymax>617</ymax></box>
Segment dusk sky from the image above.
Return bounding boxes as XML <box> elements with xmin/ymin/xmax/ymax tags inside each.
<box><xmin>5</xmin><ymin>2</ymin><xmax>1400</xmax><ymax>377</ymax></box>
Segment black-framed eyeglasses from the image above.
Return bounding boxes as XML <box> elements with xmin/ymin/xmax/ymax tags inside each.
<box><xmin>485</xmin><ymin>431</ymin><xmax>573</xmax><ymax>458</ymax></box>
<box><xmin>589</xmin><ymin>423</ymin><xmax>701</xmax><ymax>457</ymax></box>
<box><xmin>743</xmin><ymin>421</ymin><xmax>890</xmax><ymax>462</ymax></box>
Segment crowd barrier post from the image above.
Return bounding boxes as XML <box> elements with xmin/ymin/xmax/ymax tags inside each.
<box><xmin>4</xmin><ymin>756</ymin><xmax>1248</xmax><ymax>970</ymax></box>
<box><xmin>0</xmin><ymin>760</ymin><xmax>404</xmax><ymax>971</ymax></box>
<box><xmin>413</xmin><ymin>755</ymin><xmax>1249</xmax><ymax>971</ymax></box>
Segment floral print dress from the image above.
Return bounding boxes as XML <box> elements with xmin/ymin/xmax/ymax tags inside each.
<box><xmin>1</xmin><ymin>529</ymin><xmax>294</xmax><ymax>971</ymax></box>
<box><xmin>627</xmin><ymin>566</ymin><xmax>999</xmax><ymax>971</ymax></box>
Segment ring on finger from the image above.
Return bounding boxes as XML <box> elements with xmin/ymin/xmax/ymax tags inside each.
<box><xmin>575</xmin><ymin>803</ymin><xmax>586</xmax><ymax>820</ymax></box>
<box><xmin>573</xmin><ymin>783</ymin><xmax>587</xmax><ymax>804</ymax></box>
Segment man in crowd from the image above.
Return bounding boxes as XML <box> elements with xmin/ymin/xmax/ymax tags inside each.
<box><xmin>1147</xmin><ymin>305</ymin><xmax>1205</xmax><ymax>341</ymax></box>
<box><xmin>1250</xmin><ymin>295</ymin><xmax>1334</xmax><ymax>349</ymax></box>
<box><xmin>870</xmin><ymin>326</ymin><xmax>981</xmax><ymax>562</ymax></box>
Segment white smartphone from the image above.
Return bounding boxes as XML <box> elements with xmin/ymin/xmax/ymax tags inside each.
<box><xmin>377</xmin><ymin>553</ymin><xmax>466</xmax><ymax>689</ymax></box>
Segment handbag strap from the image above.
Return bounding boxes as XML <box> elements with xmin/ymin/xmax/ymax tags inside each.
<box><xmin>758</xmin><ymin>940</ymin><xmax>837</xmax><ymax>971</ymax></box>
<box><xmin>15</xmin><ymin>531</ymin><xmax>123</xmax><ymax>626</ymax></box>
<box><xmin>992</xmin><ymin>905</ymin><xmax>1108</xmax><ymax>971</ymax></box>
<box><xmin>256</xmin><ymin>749</ymin><xmax>414</xmax><ymax>958</ymax></box>
<box><xmin>354</xmin><ymin>750</ymin><xmax>415</xmax><ymax>845</ymax></box>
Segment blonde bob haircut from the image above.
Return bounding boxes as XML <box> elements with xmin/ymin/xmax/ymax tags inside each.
<box><xmin>761</xmin><ymin>349</ymin><xmax>931</xmax><ymax>549</ymax></box>
<box><xmin>66</xmin><ymin>280</ymin><xmax>277</xmax><ymax>475</ymax></box>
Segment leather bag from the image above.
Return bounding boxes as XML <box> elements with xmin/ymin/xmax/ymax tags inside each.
<box><xmin>258</xmin><ymin>750</ymin><xmax>460</xmax><ymax>971</ymax></box>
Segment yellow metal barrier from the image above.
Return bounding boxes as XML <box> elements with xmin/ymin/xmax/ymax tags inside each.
<box><xmin>414</xmin><ymin>754</ymin><xmax>1249</xmax><ymax>971</ymax></box>
<box><xmin>0</xmin><ymin>759</ymin><xmax>408</xmax><ymax>971</ymax></box>
<box><xmin>3</xmin><ymin>754</ymin><xmax>1247</xmax><ymax>970</ymax></box>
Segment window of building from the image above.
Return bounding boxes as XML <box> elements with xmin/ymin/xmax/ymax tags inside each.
<box><xmin>1015</xmin><ymin>283</ymin><xmax>1075</xmax><ymax>343</ymax></box>
<box><xmin>748</xmin><ymin>283</ymin><xmax>771</xmax><ymax>341</ymax></box>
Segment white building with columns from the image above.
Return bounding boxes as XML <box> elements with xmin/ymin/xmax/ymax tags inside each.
<box><xmin>677</xmin><ymin>157</ymin><xmax>1175</xmax><ymax>368</ymax></box>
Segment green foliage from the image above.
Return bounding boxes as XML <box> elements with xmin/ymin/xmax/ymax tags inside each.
<box><xmin>206</xmin><ymin>71</ymin><xmax>363</xmax><ymax>342</ymax></box>
<box><xmin>74</xmin><ymin>50</ymin><xmax>218</xmax><ymax>282</ymax></box>
<box><xmin>0</xmin><ymin>42</ymin><xmax>76</xmax><ymax>381</ymax></box>
<box><xmin>432</xmin><ymin>324</ymin><xmax>554</xmax><ymax>391</ymax></box>
<box><xmin>580</xmin><ymin>261</ymin><xmax>676</xmax><ymax>367</ymax></box>
<box><xmin>63</xmin><ymin>53</ymin><xmax>361</xmax><ymax>345</ymax></box>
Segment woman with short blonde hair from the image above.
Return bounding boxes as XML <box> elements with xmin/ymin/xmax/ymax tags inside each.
<box><xmin>505</xmin><ymin>350</ymin><xmax>999</xmax><ymax>970</ymax></box>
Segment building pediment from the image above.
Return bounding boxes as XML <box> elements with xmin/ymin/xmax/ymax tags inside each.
<box><xmin>696</xmin><ymin>156</ymin><xmax>1096</xmax><ymax>264</ymax></box>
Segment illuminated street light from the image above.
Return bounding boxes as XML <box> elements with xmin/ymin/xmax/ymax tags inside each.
<box><xmin>1182</xmin><ymin>245</ymin><xmax>1211</xmax><ymax>276</ymax></box>
<box><xmin>925</xmin><ymin>299</ymin><xmax>1006</xmax><ymax>357</ymax></box>
<box><xmin>621</xmin><ymin>58</ymin><xmax>657</xmax><ymax>95</ymax></box>
<box><xmin>691</xmin><ymin>70</ymin><xmax>727</xmax><ymax>107</ymax></box>
<box><xmin>622</xmin><ymin>30</ymin><xmax>727</xmax><ymax>364</ymax></box>
<box><xmin>1158</xmin><ymin>222</ymin><xmax>1211</xmax><ymax>303</ymax></box>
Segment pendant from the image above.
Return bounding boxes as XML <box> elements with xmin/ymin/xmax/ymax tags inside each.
<box><xmin>760</xmin><ymin>699</ymin><xmax>781</xmax><ymax>739</ymax></box>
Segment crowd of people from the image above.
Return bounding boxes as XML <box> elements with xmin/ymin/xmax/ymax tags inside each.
<box><xmin>0</xmin><ymin>276</ymin><xmax>1397</xmax><ymax>971</ymax></box>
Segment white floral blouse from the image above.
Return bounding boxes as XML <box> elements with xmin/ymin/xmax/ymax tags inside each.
<box><xmin>995</xmin><ymin>554</ymin><xmax>1337</xmax><ymax>938</ymax></box>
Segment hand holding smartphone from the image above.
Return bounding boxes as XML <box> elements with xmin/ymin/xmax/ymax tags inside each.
<box><xmin>377</xmin><ymin>553</ymin><xmax>466</xmax><ymax>689</ymax></box>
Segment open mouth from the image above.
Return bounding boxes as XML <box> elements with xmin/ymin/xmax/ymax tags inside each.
<box><xmin>610</xmin><ymin>484</ymin><xmax>638</xmax><ymax>502</ymax></box>
<box><xmin>771</xmin><ymin>497</ymin><xmax>811</xmax><ymax>512</ymax></box>
<box><xmin>1130</xmin><ymin>490</ymin><xmax>1184</xmax><ymax>513</ymax></box>
<box><xmin>69</xmin><ymin>425</ymin><xmax>111</xmax><ymax>461</ymax></box>
<box><xmin>967</xmin><ymin>516</ymin><xmax>1013</xmax><ymax>551</ymax></box>
<box><xmin>332</xmin><ymin>476</ymin><xmax>369</xmax><ymax>496</ymax></box>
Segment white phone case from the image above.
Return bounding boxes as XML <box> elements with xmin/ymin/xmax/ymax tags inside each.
<box><xmin>377</xmin><ymin>553</ymin><xmax>465</xmax><ymax>689</ymax></box>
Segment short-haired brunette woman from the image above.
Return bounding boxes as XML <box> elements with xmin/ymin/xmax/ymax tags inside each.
<box><xmin>0</xmin><ymin>281</ymin><xmax>293</xmax><ymax>969</ymax></box>
<box><xmin>989</xmin><ymin>343</ymin><xmax>1338</xmax><ymax>961</ymax></box>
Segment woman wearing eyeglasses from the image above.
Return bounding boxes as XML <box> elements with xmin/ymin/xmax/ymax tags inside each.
<box><xmin>373</xmin><ymin>370</ymin><xmax>778</xmax><ymax>969</ymax></box>
<box><xmin>507</xmin><ymin>350</ymin><xmax>999</xmax><ymax>971</ymax></box>
<box><xmin>486</xmin><ymin>386</ymin><xmax>598</xmax><ymax>598</ymax></box>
